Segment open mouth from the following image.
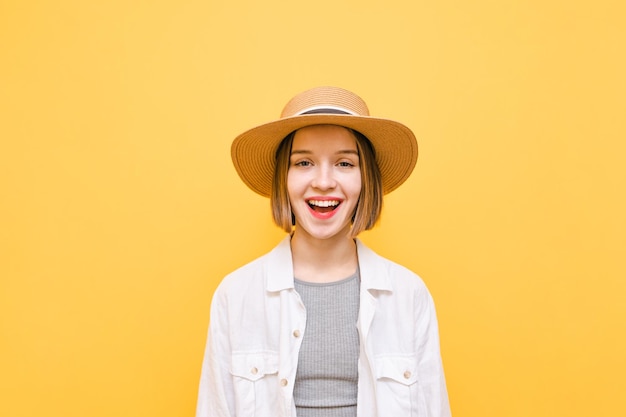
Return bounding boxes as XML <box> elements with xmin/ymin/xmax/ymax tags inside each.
<box><xmin>307</xmin><ymin>199</ymin><xmax>341</xmax><ymax>214</ymax></box>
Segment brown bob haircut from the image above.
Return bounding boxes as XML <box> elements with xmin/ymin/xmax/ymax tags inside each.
<box><xmin>271</xmin><ymin>126</ymin><xmax>383</xmax><ymax>238</ymax></box>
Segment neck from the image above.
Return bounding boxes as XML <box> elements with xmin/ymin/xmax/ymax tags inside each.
<box><xmin>290</xmin><ymin>227</ymin><xmax>358</xmax><ymax>283</ymax></box>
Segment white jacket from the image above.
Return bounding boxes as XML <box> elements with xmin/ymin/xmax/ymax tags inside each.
<box><xmin>196</xmin><ymin>236</ymin><xmax>451</xmax><ymax>417</ymax></box>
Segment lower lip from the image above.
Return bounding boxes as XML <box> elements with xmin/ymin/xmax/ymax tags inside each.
<box><xmin>307</xmin><ymin>204</ymin><xmax>340</xmax><ymax>220</ymax></box>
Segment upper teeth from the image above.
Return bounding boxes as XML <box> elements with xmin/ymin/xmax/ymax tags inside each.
<box><xmin>308</xmin><ymin>200</ymin><xmax>340</xmax><ymax>207</ymax></box>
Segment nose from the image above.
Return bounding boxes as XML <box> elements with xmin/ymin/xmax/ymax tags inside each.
<box><xmin>311</xmin><ymin>164</ymin><xmax>337</xmax><ymax>190</ymax></box>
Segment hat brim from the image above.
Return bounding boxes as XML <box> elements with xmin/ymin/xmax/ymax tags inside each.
<box><xmin>231</xmin><ymin>114</ymin><xmax>418</xmax><ymax>197</ymax></box>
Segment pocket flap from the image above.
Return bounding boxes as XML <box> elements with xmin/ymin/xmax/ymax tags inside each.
<box><xmin>230</xmin><ymin>351</ymin><xmax>279</xmax><ymax>382</ymax></box>
<box><xmin>374</xmin><ymin>355</ymin><xmax>419</xmax><ymax>385</ymax></box>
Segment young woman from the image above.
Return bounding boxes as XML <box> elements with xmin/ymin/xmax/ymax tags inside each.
<box><xmin>196</xmin><ymin>86</ymin><xmax>451</xmax><ymax>417</ymax></box>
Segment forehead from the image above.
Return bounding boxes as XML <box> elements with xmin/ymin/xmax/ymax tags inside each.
<box><xmin>291</xmin><ymin>125</ymin><xmax>358</xmax><ymax>151</ymax></box>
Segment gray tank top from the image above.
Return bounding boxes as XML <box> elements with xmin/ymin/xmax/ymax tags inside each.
<box><xmin>293</xmin><ymin>270</ymin><xmax>360</xmax><ymax>417</ymax></box>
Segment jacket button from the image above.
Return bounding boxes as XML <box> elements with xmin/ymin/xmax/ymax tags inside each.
<box><xmin>251</xmin><ymin>367</ymin><xmax>258</xmax><ymax>375</ymax></box>
<box><xmin>293</xmin><ymin>329</ymin><xmax>301</xmax><ymax>338</ymax></box>
<box><xmin>403</xmin><ymin>371</ymin><xmax>412</xmax><ymax>379</ymax></box>
<box><xmin>280</xmin><ymin>378</ymin><xmax>288</xmax><ymax>387</ymax></box>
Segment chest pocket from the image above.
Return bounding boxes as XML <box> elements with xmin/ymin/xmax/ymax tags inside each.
<box><xmin>230</xmin><ymin>351</ymin><xmax>280</xmax><ymax>416</ymax></box>
<box><xmin>374</xmin><ymin>355</ymin><xmax>424</xmax><ymax>416</ymax></box>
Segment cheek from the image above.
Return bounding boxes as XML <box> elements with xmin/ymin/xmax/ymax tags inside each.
<box><xmin>286</xmin><ymin>171</ymin><xmax>303</xmax><ymax>202</ymax></box>
<box><xmin>348</xmin><ymin>173</ymin><xmax>363</xmax><ymax>198</ymax></box>
<box><xmin>286</xmin><ymin>172</ymin><xmax>296</xmax><ymax>197</ymax></box>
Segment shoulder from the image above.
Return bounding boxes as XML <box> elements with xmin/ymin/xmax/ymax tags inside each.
<box><xmin>214</xmin><ymin>235</ymin><xmax>292</xmax><ymax>296</ymax></box>
<box><xmin>215</xmin><ymin>250</ymin><xmax>269</xmax><ymax>297</ymax></box>
<box><xmin>356</xmin><ymin>239</ymin><xmax>429</xmax><ymax>293</ymax></box>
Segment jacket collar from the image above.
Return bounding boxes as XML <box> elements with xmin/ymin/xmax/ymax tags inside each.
<box><xmin>265</xmin><ymin>235</ymin><xmax>393</xmax><ymax>293</ymax></box>
<box><xmin>265</xmin><ymin>236</ymin><xmax>295</xmax><ymax>292</ymax></box>
<box><xmin>355</xmin><ymin>238</ymin><xmax>393</xmax><ymax>292</ymax></box>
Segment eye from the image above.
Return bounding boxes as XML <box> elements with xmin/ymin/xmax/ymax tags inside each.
<box><xmin>293</xmin><ymin>160</ymin><xmax>312</xmax><ymax>167</ymax></box>
<box><xmin>337</xmin><ymin>161</ymin><xmax>355</xmax><ymax>168</ymax></box>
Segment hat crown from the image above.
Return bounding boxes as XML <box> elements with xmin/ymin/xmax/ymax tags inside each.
<box><xmin>280</xmin><ymin>86</ymin><xmax>370</xmax><ymax>118</ymax></box>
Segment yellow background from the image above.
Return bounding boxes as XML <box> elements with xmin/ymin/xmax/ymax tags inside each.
<box><xmin>1</xmin><ymin>1</ymin><xmax>625</xmax><ymax>416</ymax></box>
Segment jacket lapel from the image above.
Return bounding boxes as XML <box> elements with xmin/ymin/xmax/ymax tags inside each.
<box><xmin>265</xmin><ymin>235</ymin><xmax>295</xmax><ymax>292</ymax></box>
<box><xmin>355</xmin><ymin>239</ymin><xmax>393</xmax><ymax>341</ymax></box>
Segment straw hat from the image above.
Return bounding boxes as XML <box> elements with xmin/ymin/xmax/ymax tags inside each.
<box><xmin>231</xmin><ymin>86</ymin><xmax>418</xmax><ymax>197</ymax></box>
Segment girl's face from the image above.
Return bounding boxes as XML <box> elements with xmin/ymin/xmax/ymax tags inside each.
<box><xmin>287</xmin><ymin>125</ymin><xmax>362</xmax><ymax>242</ymax></box>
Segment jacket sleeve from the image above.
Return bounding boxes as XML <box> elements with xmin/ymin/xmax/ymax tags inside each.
<box><xmin>196</xmin><ymin>287</ymin><xmax>234</xmax><ymax>417</ymax></box>
<box><xmin>415</xmin><ymin>287</ymin><xmax>452</xmax><ymax>417</ymax></box>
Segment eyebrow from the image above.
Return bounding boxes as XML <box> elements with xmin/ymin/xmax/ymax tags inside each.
<box><xmin>290</xmin><ymin>149</ymin><xmax>359</xmax><ymax>156</ymax></box>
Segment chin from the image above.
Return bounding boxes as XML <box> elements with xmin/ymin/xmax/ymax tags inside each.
<box><xmin>298</xmin><ymin>225</ymin><xmax>352</xmax><ymax>241</ymax></box>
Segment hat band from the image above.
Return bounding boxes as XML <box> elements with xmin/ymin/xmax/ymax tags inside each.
<box><xmin>295</xmin><ymin>105</ymin><xmax>357</xmax><ymax>116</ymax></box>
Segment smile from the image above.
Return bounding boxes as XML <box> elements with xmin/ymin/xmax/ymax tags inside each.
<box><xmin>306</xmin><ymin>199</ymin><xmax>342</xmax><ymax>216</ymax></box>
